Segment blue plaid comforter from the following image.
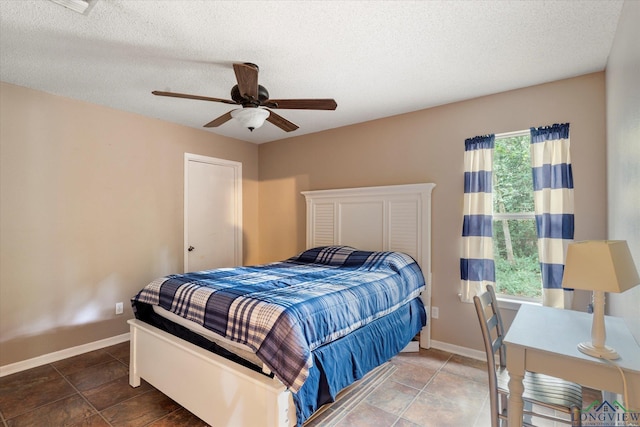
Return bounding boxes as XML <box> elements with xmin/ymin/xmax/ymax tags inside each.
<box><xmin>132</xmin><ymin>246</ymin><xmax>425</xmax><ymax>392</ymax></box>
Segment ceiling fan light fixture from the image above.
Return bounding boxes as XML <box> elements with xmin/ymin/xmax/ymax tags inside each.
<box><xmin>231</xmin><ymin>108</ymin><xmax>269</xmax><ymax>131</ymax></box>
<box><xmin>153</xmin><ymin>62</ymin><xmax>336</xmax><ymax>132</ymax></box>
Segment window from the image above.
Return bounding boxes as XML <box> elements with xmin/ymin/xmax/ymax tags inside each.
<box><xmin>492</xmin><ymin>131</ymin><xmax>541</xmax><ymax>301</ymax></box>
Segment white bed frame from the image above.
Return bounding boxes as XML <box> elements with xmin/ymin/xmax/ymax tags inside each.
<box><xmin>128</xmin><ymin>183</ymin><xmax>435</xmax><ymax>427</ymax></box>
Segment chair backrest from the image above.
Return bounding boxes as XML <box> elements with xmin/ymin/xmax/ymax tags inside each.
<box><xmin>473</xmin><ymin>284</ymin><xmax>507</xmax><ymax>370</ymax></box>
<box><xmin>474</xmin><ymin>285</ymin><xmax>507</xmax><ymax>427</ymax></box>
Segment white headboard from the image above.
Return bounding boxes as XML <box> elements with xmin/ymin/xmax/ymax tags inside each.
<box><xmin>301</xmin><ymin>183</ymin><xmax>435</xmax><ymax>348</ymax></box>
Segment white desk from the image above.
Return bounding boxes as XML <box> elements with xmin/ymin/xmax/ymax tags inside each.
<box><xmin>504</xmin><ymin>304</ymin><xmax>640</xmax><ymax>427</ymax></box>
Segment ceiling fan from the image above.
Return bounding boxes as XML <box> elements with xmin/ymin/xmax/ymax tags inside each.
<box><xmin>152</xmin><ymin>63</ymin><xmax>337</xmax><ymax>132</ymax></box>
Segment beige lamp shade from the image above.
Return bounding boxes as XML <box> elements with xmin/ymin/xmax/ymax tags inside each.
<box><xmin>562</xmin><ymin>240</ymin><xmax>640</xmax><ymax>293</ymax></box>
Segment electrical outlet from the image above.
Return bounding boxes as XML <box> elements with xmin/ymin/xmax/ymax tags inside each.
<box><xmin>115</xmin><ymin>302</ymin><xmax>124</xmax><ymax>315</ymax></box>
<box><xmin>431</xmin><ymin>306</ymin><xmax>439</xmax><ymax>319</ymax></box>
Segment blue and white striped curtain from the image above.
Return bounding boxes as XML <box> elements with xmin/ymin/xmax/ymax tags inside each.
<box><xmin>530</xmin><ymin>124</ymin><xmax>574</xmax><ymax>309</ymax></box>
<box><xmin>460</xmin><ymin>135</ymin><xmax>495</xmax><ymax>303</ymax></box>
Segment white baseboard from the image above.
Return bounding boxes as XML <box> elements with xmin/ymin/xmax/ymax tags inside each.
<box><xmin>0</xmin><ymin>332</ymin><xmax>130</xmax><ymax>377</ymax></box>
<box><xmin>1</xmin><ymin>334</ymin><xmax>484</xmax><ymax>377</ymax></box>
<box><xmin>430</xmin><ymin>339</ymin><xmax>486</xmax><ymax>362</ymax></box>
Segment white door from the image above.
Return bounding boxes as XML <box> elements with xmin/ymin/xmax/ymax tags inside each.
<box><xmin>184</xmin><ymin>154</ymin><xmax>242</xmax><ymax>272</ymax></box>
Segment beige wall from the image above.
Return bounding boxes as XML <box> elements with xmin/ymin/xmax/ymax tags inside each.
<box><xmin>258</xmin><ymin>73</ymin><xmax>608</xmax><ymax>352</ymax></box>
<box><xmin>606</xmin><ymin>0</ymin><xmax>640</xmax><ymax>341</ymax></box>
<box><xmin>0</xmin><ymin>82</ymin><xmax>259</xmax><ymax>366</ymax></box>
<box><xmin>0</xmin><ymin>70</ymin><xmax>611</xmax><ymax>366</ymax></box>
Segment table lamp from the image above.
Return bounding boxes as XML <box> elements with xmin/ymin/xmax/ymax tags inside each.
<box><xmin>562</xmin><ymin>240</ymin><xmax>640</xmax><ymax>360</ymax></box>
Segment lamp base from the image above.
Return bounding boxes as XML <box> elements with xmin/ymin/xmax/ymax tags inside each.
<box><xmin>578</xmin><ymin>342</ymin><xmax>620</xmax><ymax>360</ymax></box>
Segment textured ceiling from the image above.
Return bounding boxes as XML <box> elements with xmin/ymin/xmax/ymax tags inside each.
<box><xmin>0</xmin><ymin>0</ymin><xmax>624</xmax><ymax>144</ymax></box>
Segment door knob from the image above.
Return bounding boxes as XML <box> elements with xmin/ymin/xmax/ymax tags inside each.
<box><xmin>188</xmin><ymin>246</ymin><xmax>195</xmax><ymax>252</ymax></box>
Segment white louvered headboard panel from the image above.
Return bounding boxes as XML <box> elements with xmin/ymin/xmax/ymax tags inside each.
<box><xmin>301</xmin><ymin>183</ymin><xmax>435</xmax><ymax>348</ymax></box>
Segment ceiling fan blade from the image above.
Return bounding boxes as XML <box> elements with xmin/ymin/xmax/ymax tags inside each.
<box><xmin>266</xmin><ymin>99</ymin><xmax>337</xmax><ymax>110</ymax></box>
<box><xmin>204</xmin><ymin>111</ymin><xmax>233</xmax><ymax>128</ymax></box>
<box><xmin>152</xmin><ymin>90</ymin><xmax>237</xmax><ymax>105</ymax></box>
<box><xmin>266</xmin><ymin>110</ymin><xmax>299</xmax><ymax>132</ymax></box>
<box><xmin>233</xmin><ymin>63</ymin><xmax>259</xmax><ymax>100</ymax></box>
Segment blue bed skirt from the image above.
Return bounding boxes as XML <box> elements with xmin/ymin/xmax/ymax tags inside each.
<box><xmin>293</xmin><ymin>297</ymin><xmax>426</xmax><ymax>425</ymax></box>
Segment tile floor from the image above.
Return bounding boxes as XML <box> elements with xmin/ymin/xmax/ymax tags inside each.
<box><xmin>0</xmin><ymin>342</ymin><xmax>598</xmax><ymax>427</ymax></box>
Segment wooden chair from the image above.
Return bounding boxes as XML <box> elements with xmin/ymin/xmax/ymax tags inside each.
<box><xmin>473</xmin><ymin>285</ymin><xmax>583</xmax><ymax>426</ymax></box>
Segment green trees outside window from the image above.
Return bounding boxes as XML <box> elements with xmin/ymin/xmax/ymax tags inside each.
<box><xmin>493</xmin><ymin>134</ymin><xmax>542</xmax><ymax>299</ymax></box>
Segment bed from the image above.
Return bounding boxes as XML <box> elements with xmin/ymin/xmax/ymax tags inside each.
<box><xmin>128</xmin><ymin>183</ymin><xmax>435</xmax><ymax>426</ymax></box>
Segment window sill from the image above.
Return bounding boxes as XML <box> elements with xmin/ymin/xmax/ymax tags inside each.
<box><xmin>496</xmin><ymin>296</ymin><xmax>541</xmax><ymax>312</ymax></box>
